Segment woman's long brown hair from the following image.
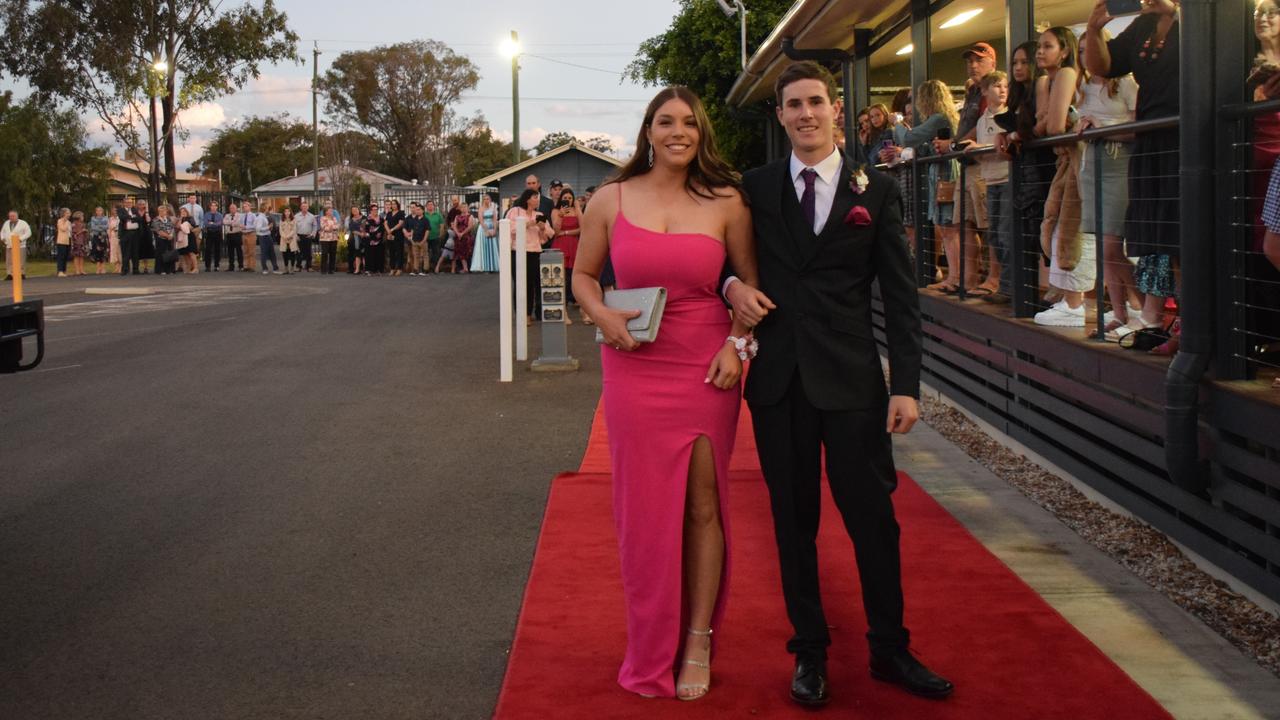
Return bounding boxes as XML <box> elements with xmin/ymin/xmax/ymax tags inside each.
<box><xmin>608</xmin><ymin>86</ymin><xmax>740</xmax><ymax>200</ymax></box>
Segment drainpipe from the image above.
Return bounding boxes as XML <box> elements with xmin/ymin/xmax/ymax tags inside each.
<box><xmin>1165</xmin><ymin>0</ymin><xmax>1214</xmax><ymax>497</ymax></box>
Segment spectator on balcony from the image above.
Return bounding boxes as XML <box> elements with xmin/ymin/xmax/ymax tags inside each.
<box><xmin>1086</xmin><ymin>0</ymin><xmax>1181</xmax><ymax>351</ymax></box>
<box><xmin>1032</xmin><ymin>26</ymin><xmax>1095</xmax><ymax>328</ymax></box>
<box><xmin>996</xmin><ymin>40</ymin><xmax>1054</xmax><ymax>305</ymax></box>
<box><xmin>950</xmin><ymin>42</ymin><xmax>1000</xmax><ymax>297</ymax></box>
<box><xmin>885</xmin><ymin>89</ymin><xmax>917</xmax><ymax>253</ymax></box>
<box><xmin>1077</xmin><ymin>28</ymin><xmax>1144</xmax><ymax>339</ymax></box>
<box><xmin>883</xmin><ymin>80</ymin><xmax>960</xmax><ymax>291</ymax></box>
<box><xmin>861</xmin><ymin>103</ymin><xmax>897</xmax><ymax>165</ymax></box>
<box><xmin>1251</xmin><ymin>0</ymin><xmax>1280</xmax><ymax>276</ymax></box>
<box><xmin>970</xmin><ymin>71</ymin><xmax>1012</xmax><ymax>303</ymax></box>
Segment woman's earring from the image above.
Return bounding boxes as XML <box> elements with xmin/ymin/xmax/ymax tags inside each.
<box><xmin>647</xmin><ymin>145</ymin><xmax>654</xmax><ymax>167</ymax></box>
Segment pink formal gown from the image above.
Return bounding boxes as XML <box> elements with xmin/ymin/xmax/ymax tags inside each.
<box><xmin>602</xmin><ymin>204</ymin><xmax>741</xmax><ymax>698</ymax></box>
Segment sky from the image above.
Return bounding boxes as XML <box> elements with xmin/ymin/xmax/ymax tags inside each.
<box><xmin>63</xmin><ymin>0</ymin><xmax>687</xmax><ymax>176</ymax></box>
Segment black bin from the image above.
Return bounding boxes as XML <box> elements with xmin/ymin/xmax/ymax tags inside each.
<box><xmin>0</xmin><ymin>299</ymin><xmax>45</xmax><ymax>373</ymax></box>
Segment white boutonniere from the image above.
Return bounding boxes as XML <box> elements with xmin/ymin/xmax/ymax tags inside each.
<box><xmin>850</xmin><ymin>164</ymin><xmax>870</xmax><ymax>195</ymax></box>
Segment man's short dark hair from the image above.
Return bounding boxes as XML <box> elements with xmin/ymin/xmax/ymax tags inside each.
<box><xmin>774</xmin><ymin>61</ymin><xmax>839</xmax><ymax>106</ymax></box>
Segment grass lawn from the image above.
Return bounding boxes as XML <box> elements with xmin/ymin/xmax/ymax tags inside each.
<box><xmin>5</xmin><ymin>258</ymin><xmax>122</xmax><ymax>278</ymax></box>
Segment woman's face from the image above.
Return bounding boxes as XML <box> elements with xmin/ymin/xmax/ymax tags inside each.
<box><xmin>1012</xmin><ymin>48</ymin><xmax>1030</xmax><ymax>82</ymax></box>
<box><xmin>1258</xmin><ymin>0</ymin><xmax>1280</xmax><ymax>41</ymax></box>
<box><xmin>526</xmin><ymin>194</ymin><xmax>539</xmax><ymax>211</ymax></box>
<box><xmin>857</xmin><ymin>113</ymin><xmax>870</xmax><ymax>132</ymax></box>
<box><xmin>1036</xmin><ymin>31</ymin><xmax>1065</xmax><ymax>70</ymax></box>
<box><xmin>560</xmin><ymin>191</ymin><xmax>576</xmax><ymax>208</ymax></box>
<box><xmin>869</xmin><ymin>107</ymin><xmax>887</xmax><ymax>129</ymax></box>
<box><xmin>645</xmin><ymin>97</ymin><xmax>701</xmax><ymax>170</ymax></box>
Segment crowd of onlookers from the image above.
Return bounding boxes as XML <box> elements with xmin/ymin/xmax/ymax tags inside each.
<box><xmin>0</xmin><ymin>174</ymin><xmax>594</xmax><ymax>284</ymax></box>
<box><xmin>841</xmin><ymin>0</ymin><xmax>1280</xmax><ymax>376</ymax></box>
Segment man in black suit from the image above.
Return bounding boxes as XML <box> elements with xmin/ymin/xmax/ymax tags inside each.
<box><xmin>525</xmin><ymin>174</ymin><xmax>555</xmax><ymax>218</ymax></box>
<box><xmin>117</xmin><ymin>196</ymin><xmax>144</xmax><ymax>275</ymax></box>
<box><xmin>725</xmin><ymin>61</ymin><xmax>953</xmax><ymax>707</ymax></box>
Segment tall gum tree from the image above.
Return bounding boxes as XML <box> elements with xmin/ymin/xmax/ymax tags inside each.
<box><xmin>1</xmin><ymin>0</ymin><xmax>299</xmax><ymax>206</ymax></box>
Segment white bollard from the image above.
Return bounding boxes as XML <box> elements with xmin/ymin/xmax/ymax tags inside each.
<box><xmin>515</xmin><ymin>221</ymin><xmax>528</xmax><ymax>361</ymax></box>
<box><xmin>498</xmin><ymin>218</ymin><xmax>513</xmax><ymax>382</ymax></box>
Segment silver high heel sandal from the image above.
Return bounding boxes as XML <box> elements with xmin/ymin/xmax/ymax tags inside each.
<box><xmin>676</xmin><ymin>627</ymin><xmax>712</xmax><ymax>701</ymax></box>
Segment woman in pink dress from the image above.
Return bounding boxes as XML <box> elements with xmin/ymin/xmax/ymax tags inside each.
<box><xmin>574</xmin><ymin>86</ymin><xmax>761</xmax><ymax>701</ymax></box>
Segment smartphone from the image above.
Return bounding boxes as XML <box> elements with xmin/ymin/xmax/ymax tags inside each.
<box><xmin>881</xmin><ymin>138</ymin><xmax>895</xmax><ymax>151</ymax></box>
<box><xmin>1106</xmin><ymin>0</ymin><xmax>1143</xmax><ymax>16</ymax></box>
<box><xmin>936</xmin><ymin>127</ymin><xmax>952</xmax><ymax>140</ymax></box>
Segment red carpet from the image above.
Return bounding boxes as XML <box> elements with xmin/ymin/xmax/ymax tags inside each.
<box><xmin>494</xmin><ymin>401</ymin><xmax>1171</xmax><ymax>719</ymax></box>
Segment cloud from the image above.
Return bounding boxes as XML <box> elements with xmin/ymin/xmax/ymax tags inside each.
<box><xmin>180</xmin><ymin>102</ymin><xmax>227</xmax><ymax>129</ymax></box>
<box><xmin>544</xmin><ymin>102</ymin><xmax>647</xmax><ymax>120</ymax></box>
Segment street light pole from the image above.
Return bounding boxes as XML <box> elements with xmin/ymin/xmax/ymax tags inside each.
<box><xmin>510</xmin><ymin>30</ymin><xmax>521</xmax><ymax>165</ymax></box>
<box><xmin>313</xmin><ymin>42</ymin><xmax>320</xmax><ymax>204</ymax></box>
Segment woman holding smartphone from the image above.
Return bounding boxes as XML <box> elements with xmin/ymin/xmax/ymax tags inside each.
<box><xmin>1085</xmin><ymin>0</ymin><xmax>1182</xmax><ymax>351</ymax></box>
<box><xmin>552</xmin><ymin>187</ymin><xmax>581</xmax><ymax>323</ymax></box>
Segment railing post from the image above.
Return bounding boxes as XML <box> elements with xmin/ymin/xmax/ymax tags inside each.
<box><xmin>1009</xmin><ymin>151</ymin><xmax>1034</xmax><ymax>318</ymax></box>
<box><xmin>913</xmin><ymin>157</ymin><xmax>927</xmax><ymax>288</ymax></box>
<box><xmin>957</xmin><ymin>160</ymin><xmax>967</xmax><ymax>300</ymax></box>
<box><xmin>515</xmin><ymin>221</ymin><xmax>528</xmax><ymax>362</ymax></box>
<box><xmin>1093</xmin><ymin>139</ymin><xmax>1106</xmax><ymax>341</ymax></box>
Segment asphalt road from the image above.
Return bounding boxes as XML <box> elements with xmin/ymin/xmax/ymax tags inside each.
<box><xmin>0</xmin><ymin>271</ymin><xmax>604</xmax><ymax>719</ymax></box>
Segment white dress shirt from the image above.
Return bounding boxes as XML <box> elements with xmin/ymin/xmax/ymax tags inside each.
<box><xmin>789</xmin><ymin>146</ymin><xmax>843</xmax><ymax>235</ymax></box>
<box><xmin>2</xmin><ymin>219</ymin><xmax>32</xmax><ymax>248</ymax></box>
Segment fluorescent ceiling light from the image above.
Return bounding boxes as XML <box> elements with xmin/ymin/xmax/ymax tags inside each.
<box><xmin>939</xmin><ymin>8</ymin><xmax>983</xmax><ymax>29</ymax></box>
<box><xmin>896</xmin><ymin>44</ymin><xmax>913</xmax><ymax>56</ymax></box>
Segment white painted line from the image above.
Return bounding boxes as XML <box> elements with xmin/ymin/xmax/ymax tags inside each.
<box><xmin>85</xmin><ymin>287</ymin><xmax>154</xmax><ymax>295</ymax></box>
<box><xmin>32</xmin><ymin>364</ymin><xmax>83</xmax><ymax>373</ymax></box>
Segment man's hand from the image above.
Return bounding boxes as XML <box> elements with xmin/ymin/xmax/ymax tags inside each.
<box><xmin>725</xmin><ymin>278</ymin><xmax>776</xmax><ymax>326</ymax></box>
<box><xmin>886</xmin><ymin>395</ymin><xmax>919</xmax><ymax>434</ymax></box>
<box><xmin>1086</xmin><ymin>0</ymin><xmax>1111</xmax><ymax>32</ymax></box>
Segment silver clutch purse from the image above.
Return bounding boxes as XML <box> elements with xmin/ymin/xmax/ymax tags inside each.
<box><xmin>594</xmin><ymin>287</ymin><xmax>667</xmax><ymax>344</ymax></box>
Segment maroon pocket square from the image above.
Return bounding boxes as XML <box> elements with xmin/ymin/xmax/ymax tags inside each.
<box><xmin>845</xmin><ymin>206</ymin><xmax>872</xmax><ymax>227</ymax></box>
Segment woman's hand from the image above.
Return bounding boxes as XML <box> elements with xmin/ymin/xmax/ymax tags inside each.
<box><xmin>1076</xmin><ymin>115</ymin><xmax>1097</xmax><ymax>134</ymax></box>
<box><xmin>879</xmin><ymin>145</ymin><xmax>901</xmax><ymax>163</ymax></box>
<box><xmin>596</xmin><ymin>307</ymin><xmax>643</xmax><ymax>351</ymax></box>
<box><xmin>705</xmin><ymin>342</ymin><xmax>743</xmax><ymax>390</ymax></box>
<box><xmin>1086</xmin><ymin>0</ymin><xmax>1110</xmax><ymax>32</ymax></box>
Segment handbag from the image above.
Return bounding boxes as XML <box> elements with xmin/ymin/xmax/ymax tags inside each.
<box><xmin>935</xmin><ymin>178</ymin><xmax>957</xmax><ymax>204</ymax></box>
<box><xmin>594</xmin><ymin>287</ymin><xmax>667</xmax><ymax>344</ymax></box>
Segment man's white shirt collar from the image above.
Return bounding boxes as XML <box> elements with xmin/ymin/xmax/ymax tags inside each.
<box><xmin>789</xmin><ymin>146</ymin><xmax>842</xmax><ymax>186</ymax></box>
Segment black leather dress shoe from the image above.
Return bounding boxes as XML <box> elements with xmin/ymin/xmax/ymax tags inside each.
<box><xmin>870</xmin><ymin>651</ymin><xmax>954</xmax><ymax>699</ymax></box>
<box><xmin>790</xmin><ymin>657</ymin><xmax>830</xmax><ymax>706</ymax></box>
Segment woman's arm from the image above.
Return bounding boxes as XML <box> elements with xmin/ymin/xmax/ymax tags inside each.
<box><xmin>572</xmin><ymin>184</ymin><xmax>641</xmax><ymax>350</ymax></box>
<box><xmin>1085</xmin><ymin>0</ymin><xmax>1113</xmax><ymax>78</ymax></box>
<box><xmin>551</xmin><ymin>208</ymin><xmax>563</xmax><ymax>233</ymax></box>
<box><xmin>1044</xmin><ymin>68</ymin><xmax>1077</xmax><ymax>136</ymax></box>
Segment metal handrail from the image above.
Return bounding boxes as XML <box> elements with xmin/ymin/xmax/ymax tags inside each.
<box><xmin>1218</xmin><ymin>97</ymin><xmax>1280</xmax><ymax>119</ymax></box>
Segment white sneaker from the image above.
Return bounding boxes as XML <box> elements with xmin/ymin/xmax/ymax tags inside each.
<box><xmin>262</xmin><ymin>270</ymin><xmax>269</xmax><ymax>275</ymax></box>
<box><xmin>1034</xmin><ymin>300</ymin><xmax>1086</xmax><ymax>327</ymax></box>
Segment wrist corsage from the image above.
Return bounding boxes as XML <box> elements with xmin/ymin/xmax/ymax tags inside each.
<box><xmin>727</xmin><ymin>334</ymin><xmax>759</xmax><ymax>361</ymax></box>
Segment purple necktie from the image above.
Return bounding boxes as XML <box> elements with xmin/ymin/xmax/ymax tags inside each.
<box><xmin>800</xmin><ymin>168</ymin><xmax>817</xmax><ymax>231</ymax></box>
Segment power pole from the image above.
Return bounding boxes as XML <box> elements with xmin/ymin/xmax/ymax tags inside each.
<box><xmin>511</xmin><ymin>30</ymin><xmax>521</xmax><ymax>165</ymax></box>
<box><xmin>313</xmin><ymin>42</ymin><xmax>320</xmax><ymax>203</ymax></box>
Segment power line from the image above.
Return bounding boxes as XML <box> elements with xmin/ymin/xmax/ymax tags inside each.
<box><xmin>522</xmin><ymin>53</ymin><xmax>625</xmax><ymax>76</ymax></box>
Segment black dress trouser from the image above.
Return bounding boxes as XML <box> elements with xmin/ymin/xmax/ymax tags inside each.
<box><xmin>298</xmin><ymin>234</ymin><xmax>314</xmax><ymax>270</ymax></box>
<box><xmin>120</xmin><ymin>233</ymin><xmax>139</xmax><ymax>274</ymax></box>
<box><xmin>749</xmin><ymin>370</ymin><xmax>909</xmax><ymax>662</ymax></box>
<box><xmin>225</xmin><ymin>233</ymin><xmax>242</xmax><ymax>269</ymax></box>
<box><xmin>203</xmin><ymin>230</ymin><xmax>222</xmax><ymax>270</ymax></box>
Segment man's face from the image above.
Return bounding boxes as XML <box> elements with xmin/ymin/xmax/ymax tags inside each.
<box><xmin>551</xmin><ymin>185</ymin><xmax>563</xmax><ymax>201</ymax></box>
<box><xmin>8</xmin><ymin>211</ymin><xmax>17</xmax><ymax>223</ymax></box>
<box><xmin>966</xmin><ymin>54</ymin><xmax>995</xmax><ymax>83</ymax></box>
<box><xmin>525</xmin><ymin>175</ymin><xmax>540</xmax><ymax>193</ymax></box>
<box><xmin>776</xmin><ymin>78</ymin><xmax>838</xmax><ymax>155</ymax></box>
<box><xmin>125</xmin><ymin>198</ymin><xmax>134</xmax><ymax>209</ymax></box>
<box><xmin>426</xmin><ymin>202</ymin><xmax>435</xmax><ymax>213</ymax></box>
<box><xmin>188</xmin><ymin>195</ymin><xmax>197</xmax><ymax>205</ymax></box>
<box><xmin>301</xmin><ymin>201</ymin><xmax>310</xmax><ymax>213</ymax></box>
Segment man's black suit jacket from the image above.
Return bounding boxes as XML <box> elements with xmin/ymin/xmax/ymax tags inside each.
<box><xmin>741</xmin><ymin>154</ymin><xmax>922</xmax><ymax>411</ymax></box>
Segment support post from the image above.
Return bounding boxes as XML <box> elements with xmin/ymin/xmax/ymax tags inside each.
<box><xmin>9</xmin><ymin>236</ymin><xmax>21</xmax><ymax>302</ymax></box>
<box><xmin>499</xmin><ymin>218</ymin><xmax>513</xmax><ymax>382</ymax></box>
<box><xmin>515</xmin><ymin>221</ymin><xmax>528</xmax><ymax>361</ymax></box>
<box><xmin>1092</xmin><ymin>139</ymin><xmax>1106</xmax><ymax>342</ymax></box>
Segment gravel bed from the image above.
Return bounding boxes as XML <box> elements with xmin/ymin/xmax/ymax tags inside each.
<box><xmin>919</xmin><ymin>395</ymin><xmax>1280</xmax><ymax>678</ymax></box>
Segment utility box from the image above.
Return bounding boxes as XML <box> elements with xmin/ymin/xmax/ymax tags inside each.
<box><xmin>531</xmin><ymin>250</ymin><xmax>578</xmax><ymax>372</ymax></box>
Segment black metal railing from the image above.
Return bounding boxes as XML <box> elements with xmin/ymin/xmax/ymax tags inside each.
<box><xmin>882</xmin><ymin>115</ymin><xmax>1179</xmax><ymax>343</ymax></box>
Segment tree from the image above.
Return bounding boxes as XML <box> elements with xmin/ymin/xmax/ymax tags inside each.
<box><xmin>625</xmin><ymin>0</ymin><xmax>794</xmax><ymax>169</ymax></box>
<box><xmin>532</xmin><ymin>131</ymin><xmax>616</xmax><ymax>156</ymax></box>
<box><xmin>0</xmin><ymin>92</ymin><xmax>111</xmax><ymax>231</ymax></box>
<box><xmin>319</xmin><ymin>40</ymin><xmax>480</xmax><ymax>187</ymax></box>
<box><xmin>1</xmin><ymin>0</ymin><xmax>299</xmax><ymax>207</ymax></box>
<box><xmin>189</xmin><ymin>115</ymin><xmax>313</xmax><ymax>195</ymax></box>
<box><xmin>449</xmin><ymin>114</ymin><xmax>527</xmax><ymax>186</ymax></box>
<box><xmin>321</xmin><ymin>132</ymin><xmax>375</xmax><ymax>213</ymax></box>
